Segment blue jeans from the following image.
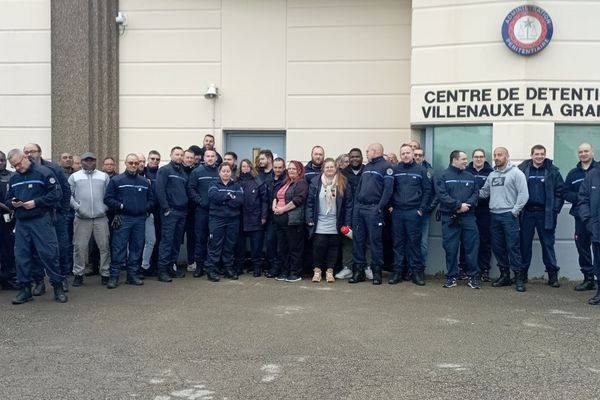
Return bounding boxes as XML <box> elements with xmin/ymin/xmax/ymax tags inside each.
<box><xmin>574</xmin><ymin>217</ymin><xmax>594</xmax><ymax>276</ymax></box>
<box><xmin>352</xmin><ymin>205</ymin><xmax>385</xmax><ymax>266</ymax></box>
<box><xmin>141</xmin><ymin>214</ymin><xmax>156</xmax><ymax>269</ymax></box>
<box><xmin>520</xmin><ymin>210</ymin><xmax>559</xmax><ymax>273</ymax></box>
<box><xmin>491</xmin><ymin>212</ymin><xmax>523</xmax><ymax>272</ymax></box>
<box><xmin>110</xmin><ymin>215</ymin><xmax>145</xmax><ymax>279</ymax></box>
<box><xmin>15</xmin><ymin>214</ymin><xmax>63</xmax><ymax>286</ymax></box>
<box><xmin>392</xmin><ymin>209</ymin><xmax>423</xmax><ymax>272</ymax></box>
<box><xmin>158</xmin><ymin>209</ymin><xmax>186</xmax><ymax>273</ymax></box>
<box><xmin>441</xmin><ymin>213</ymin><xmax>479</xmax><ymax>278</ymax></box>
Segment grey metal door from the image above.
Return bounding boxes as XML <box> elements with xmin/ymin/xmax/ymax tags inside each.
<box><xmin>225</xmin><ymin>130</ymin><xmax>286</xmax><ymax>164</ymax></box>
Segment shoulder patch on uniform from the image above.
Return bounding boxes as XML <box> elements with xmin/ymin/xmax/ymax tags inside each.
<box><xmin>427</xmin><ymin>171</ymin><xmax>432</xmax><ymax>179</ymax></box>
<box><xmin>49</xmin><ymin>177</ymin><xmax>56</xmax><ymax>184</ymax></box>
<box><xmin>386</xmin><ymin>168</ymin><xmax>394</xmax><ymax>176</ymax></box>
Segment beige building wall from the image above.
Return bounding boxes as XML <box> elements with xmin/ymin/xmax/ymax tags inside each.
<box><xmin>0</xmin><ymin>0</ymin><xmax>51</xmax><ymax>155</ymax></box>
<box><xmin>119</xmin><ymin>0</ymin><xmax>412</xmax><ymax>163</ymax></box>
<box><xmin>411</xmin><ymin>0</ymin><xmax>600</xmax><ymax>159</ymax></box>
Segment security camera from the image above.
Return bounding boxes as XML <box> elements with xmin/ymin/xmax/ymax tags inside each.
<box><xmin>204</xmin><ymin>84</ymin><xmax>219</xmax><ymax>99</ymax></box>
<box><xmin>116</xmin><ymin>12</ymin><xmax>128</xmax><ymax>26</ymax></box>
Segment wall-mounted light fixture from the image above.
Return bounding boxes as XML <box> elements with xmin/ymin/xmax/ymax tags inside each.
<box><xmin>116</xmin><ymin>11</ymin><xmax>128</xmax><ymax>36</ymax></box>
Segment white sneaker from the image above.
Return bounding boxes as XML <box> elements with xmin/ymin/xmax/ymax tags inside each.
<box><xmin>335</xmin><ymin>266</ymin><xmax>353</xmax><ymax>279</ymax></box>
<box><xmin>365</xmin><ymin>266</ymin><xmax>373</xmax><ymax>280</ymax></box>
<box><xmin>187</xmin><ymin>262</ymin><xmax>197</xmax><ymax>272</ymax></box>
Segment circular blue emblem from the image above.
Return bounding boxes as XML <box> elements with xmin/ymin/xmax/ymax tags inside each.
<box><xmin>502</xmin><ymin>5</ymin><xmax>553</xmax><ymax>56</ymax></box>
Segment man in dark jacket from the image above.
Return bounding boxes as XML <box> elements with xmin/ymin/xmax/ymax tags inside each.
<box><xmin>104</xmin><ymin>154</ymin><xmax>154</xmax><ymax>288</ymax></box>
<box><xmin>389</xmin><ymin>144</ymin><xmax>432</xmax><ymax>285</ymax></box>
<box><xmin>350</xmin><ymin>143</ymin><xmax>393</xmax><ymax>285</ymax></box>
<box><xmin>518</xmin><ymin>144</ymin><xmax>564</xmax><ymax>287</ymax></box>
<box><xmin>156</xmin><ymin>146</ymin><xmax>188</xmax><ymax>282</ymax></box>
<box><xmin>304</xmin><ymin>146</ymin><xmax>325</xmax><ymax>183</ymax></box>
<box><xmin>187</xmin><ymin>149</ymin><xmax>219</xmax><ymax>277</ymax></box>
<box><xmin>576</xmin><ymin>166</ymin><xmax>600</xmax><ymax>305</ymax></box>
<box><xmin>5</xmin><ymin>149</ymin><xmax>67</xmax><ymax>304</ymax></box>
<box><xmin>0</xmin><ymin>150</ymin><xmax>18</xmax><ymax>290</ymax></box>
<box><xmin>564</xmin><ymin>143</ymin><xmax>598</xmax><ymax>291</ymax></box>
<box><xmin>459</xmin><ymin>149</ymin><xmax>494</xmax><ymax>281</ymax></box>
<box><xmin>435</xmin><ymin>150</ymin><xmax>480</xmax><ymax>289</ymax></box>
<box><xmin>198</xmin><ymin>134</ymin><xmax>223</xmax><ymax>166</ymax></box>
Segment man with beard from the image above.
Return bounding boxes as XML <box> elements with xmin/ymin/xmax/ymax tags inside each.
<box><xmin>305</xmin><ymin>145</ymin><xmax>325</xmax><ymax>183</ymax></box>
<box><xmin>199</xmin><ymin>134</ymin><xmax>223</xmax><ymax>166</ymax></box>
<box><xmin>479</xmin><ymin>147</ymin><xmax>529</xmax><ymax>292</ymax></box>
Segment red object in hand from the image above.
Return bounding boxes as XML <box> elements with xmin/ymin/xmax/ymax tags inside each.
<box><xmin>340</xmin><ymin>226</ymin><xmax>353</xmax><ymax>239</ymax></box>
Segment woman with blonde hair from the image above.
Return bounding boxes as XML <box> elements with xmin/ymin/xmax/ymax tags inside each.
<box><xmin>306</xmin><ymin>158</ymin><xmax>353</xmax><ymax>283</ymax></box>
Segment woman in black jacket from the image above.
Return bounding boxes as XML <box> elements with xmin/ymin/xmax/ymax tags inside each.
<box><xmin>205</xmin><ymin>163</ymin><xmax>244</xmax><ymax>282</ymax></box>
<box><xmin>306</xmin><ymin>158</ymin><xmax>353</xmax><ymax>283</ymax></box>
<box><xmin>235</xmin><ymin>159</ymin><xmax>268</xmax><ymax>277</ymax></box>
<box><xmin>272</xmin><ymin>160</ymin><xmax>308</xmax><ymax>282</ymax></box>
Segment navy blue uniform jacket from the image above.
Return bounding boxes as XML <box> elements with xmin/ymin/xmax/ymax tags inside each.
<box><xmin>238</xmin><ymin>172</ymin><xmax>268</xmax><ymax>231</ymax></box>
<box><xmin>104</xmin><ymin>171</ymin><xmax>154</xmax><ymax>216</ymax></box>
<box><xmin>518</xmin><ymin>158</ymin><xmax>564</xmax><ymax>229</ymax></box>
<box><xmin>187</xmin><ymin>163</ymin><xmax>219</xmax><ymax>210</ymax></box>
<box><xmin>156</xmin><ymin>161</ymin><xmax>188</xmax><ymax>212</ymax></box>
<box><xmin>391</xmin><ymin>161</ymin><xmax>432</xmax><ymax>212</ymax></box>
<box><xmin>435</xmin><ymin>165</ymin><xmax>478</xmax><ymax>214</ymax></box>
<box><xmin>5</xmin><ymin>162</ymin><xmax>62</xmax><ymax>220</ymax></box>
<box><xmin>208</xmin><ymin>179</ymin><xmax>244</xmax><ymax>218</ymax></box>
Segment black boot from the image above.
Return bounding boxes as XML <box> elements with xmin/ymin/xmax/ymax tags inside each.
<box><xmin>411</xmin><ymin>270</ymin><xmax>425</xmax><ymax>286</ymax></box>
<box><xmin>53</xmin><ymin>284</ymin><xmax>68</xmax><ymax>303</ymax></box>
<box><xmin>588</xmin><ymin>287</ymin><xmax>600</xmax><ymax>305</ymax></box>
<box><xmin>32</xmin><ymin>281</ymin><xmax>46</xmax><ymax>296</ymax></box>
<box><xmin>193</xmin><ymin>266</ymin><xmax>205</xmax><ymax>278</ymax></box>
<box><xmin>349</xmin><ymin>264</ymin><xmax>366</xmax><ymax>284</ymax></box>
<box><xmin>547</xmin><ymin>270</ymin><xmax>560</xmax><ymax>288</ymax></box>
<box><xmin>492</xmin><ymin>269</ymin><xmax>511</xmax><ymax>287</ymax></box>
<box><xmin>575</xmin><ymin>274</ymin><xmax>596</xmax><ymax>291</ymax></box>
<box><xmin>224</xmin><ymin>266</ymin><xmax>238</xmax><ymax>280</ymax></box>
<box><xmin>515</xmin><ymin>271</ymin><xmax>527</xmax><ymax>292</ymax></box>
<box><xmin>72</xmin><ymin>275</ymin><xmax>83</xmax><ymax>287</ymax></box>
<box><xmin>62</xmin><ymin>279</ymin><xmax>69</xmax><ymax>292</ymax></box>
<box><xmin>388</xmin><ymin>272</ymin><xmax>403</xmax><ymax>285</ymax></box>
<box><xmin>125</xmin><ymin>275</ymin><xmax>143</xmax><ymax>286</ymax></box>
<box><xmin>158</xmin><ymin>272</ymin><xmax>172</xmax><ymax>283</ymax></box>
<box><xmin>107</xmin><ymin>277</ymin><xmax>119</xmax><ymax>289</ymax></box>
<box><xmin>206</xmin><ymin>269</ymin><xmax>220</xmax><ymax>282</ymax></box>
<box><xmin>12</xmin><ymin>286</ymin><xmax>34</xmax><ymax>305</ymax></box>
<box><xmin>481</xmin><ymin>269</ymin><xmax>491</xmax><ymax>282</ymax></box>
<box><xmin>372</xmin><ymin>265</ymin><xmax>382</xmax><ymax>285</ymax></box>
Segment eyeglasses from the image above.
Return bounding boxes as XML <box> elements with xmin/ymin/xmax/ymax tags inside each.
<box><xmin>127</xmin><ymin>161</ymin><xmax>139</xmax><ymax>166</ymax></box>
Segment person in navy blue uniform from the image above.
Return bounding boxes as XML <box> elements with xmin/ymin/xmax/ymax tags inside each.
<box><xmin>0</xmin><ymin>150</ymin><xmax>18</xmax><ymax>290</ymax></box>
<box><xmin>5</xmin><ymin>149</ymin><xmax>67</xmax><ymax>304</ymax></box>
<box><xmin>104</xmin><ymin>154</ymin><xmax>154</xmax><ymax>289</ymax></box>
<box><xmin>576</xmin><ymin>166</ymin><xmax>600</xmax><ymax>305</ymax></box>
<box><xmin>264</xmin><ymin>157</ymin><xmax>287</xmax><ymax>278</ymax></box>
<box><xmin>518</xmin><ymin>144</ymin><xmax>564</xmax><ymax>287</ymax></box>
<box><xmin>142</xmin><ymin>150</ymin><xmax>161</xmax><ymax>275</ymax></box>
<box><xmin>306</xmin><ymin>158</ymin><xmax>353</xmax><ymax>283</ymax></box>
<box><xmin>349</xmin><ymin>143</ymin><xmax>394</xmax><ymax>285</ymax></box>
<box><xmin>235</xmin><ymin>159</ymin><xmax>268</xmax><ymax>277</ymax></box>
<box><xmin>24</xmin><ymin>143</ymin><xmax>72</xmax><ymax>294</ymax></box>
<box><xmin>435</xmin><ymin>150</ymin><xmax>481</xmax><ymax>289</ymax></box>
<box><xmin>459</xmin><ymin>149</ymin><xmax>494</xmax><ymax>281</ymax></box>
<box><xmin>198</xmin><ymin>134</ymin><xmax>223</xmax><ymax>167</ymax></box>
<box><xmin>205</xmin><ymin>162</ymin><xmax>244</xmax><ymax>281</ymax></box>
<box><xmin>388</xmin><ymin>144</ymin><xmax>432</xmax><ymax>285</ymax></box>
<box><xmin>564</xmin><ymin>143</ymin><xmax>598</xmax><ymax>291</ymax></box>
<box><xmin>414</xmin><ymin>144</ymin><xmax>437</xmax><ymax>277</ymax></box>
<box><xmin>182</xmin><ymin>149</ymin><xmax>198</xmax><ymax>272</ymax></box>
<box><xmin>155</xmin><ymin>146</ymin><xmax>188</xmax><ymax>283</ymax></box>
<box><xmin>187</xmin><ymin>148</ymin><xmax>219</xmax><ymax>278</ymax></box>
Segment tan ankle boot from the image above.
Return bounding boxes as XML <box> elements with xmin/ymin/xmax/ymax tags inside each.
<box><xmin>326</xmin><ymin>268</ymin><xmax>335</xmax><ymax>283</ymax></box>
<box><xmin>312</xmin><ymin>267</ymin><xmax>322</xmax><ymax>282</ymax></box>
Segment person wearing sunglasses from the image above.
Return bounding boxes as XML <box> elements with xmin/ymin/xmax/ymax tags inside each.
<box><xmin>103</xmin><ymin>154</ymin><xmax>154</xmax><ymax>289</ymax></box>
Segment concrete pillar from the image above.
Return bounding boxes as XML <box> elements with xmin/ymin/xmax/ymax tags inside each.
<box><xmin>51</xmin><ymin>0</ymin><xmax>119</xmax><ymax>162</ymax></box>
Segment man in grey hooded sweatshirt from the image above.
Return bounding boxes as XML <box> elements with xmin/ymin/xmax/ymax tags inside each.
<box><xmin>479</xmin><ymin>147</ymin><xmax>529</xmax><ymax>292</ymax></box>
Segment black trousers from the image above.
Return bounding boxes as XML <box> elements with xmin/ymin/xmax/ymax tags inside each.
<box><xmin>312</xmin><ymin>233</ymin><xmax>339</xmax><ymax>268</ymax></box>
<box><xmin>274</xmin><ymin>214</ymin><xmax>305</xmax><ymax>277</ymax></box>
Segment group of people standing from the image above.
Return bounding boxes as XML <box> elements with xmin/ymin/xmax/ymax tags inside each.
<box><xmin>2</xmin><ymin>135</ymin><xmax>600</xmax><ymax>306</ymax></box>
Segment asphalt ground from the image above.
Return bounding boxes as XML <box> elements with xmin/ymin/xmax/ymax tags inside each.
<box><xmin>0</xmin><ymin>272</ymin><xmax>599</xmax><ymax>400</ymax></box>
